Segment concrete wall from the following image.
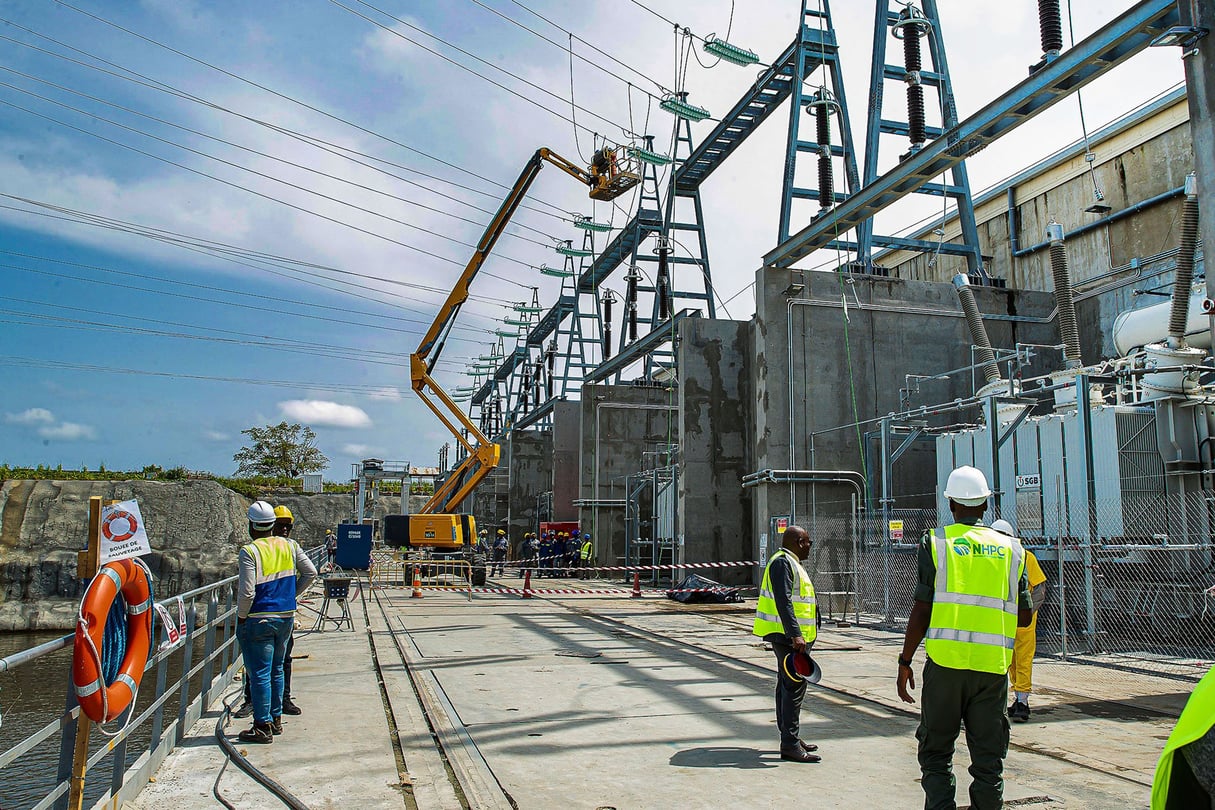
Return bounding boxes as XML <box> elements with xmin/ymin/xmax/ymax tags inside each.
<box><xmin>750</xmin><ymin>267</ymin><xmax>1061</xmax><ymax>579</ymax></box>
<box><xmin>506</xmin><ymin>429</ymin><xmax>551</xmax><ymax>552</ymax></box>
<box><xmin>579</xmin><ymin>384</ymin><xmax>679</xmax><ymax>567</ymax></box>
<box><xmin>677</xmin><ymin>317</ymin><xmax>752</xmax><ymax>582</ymax></box>
<box><xmin>551</xmin><ymin>400</ymin><xmax>581</xmax><ymax>522</ymax></box>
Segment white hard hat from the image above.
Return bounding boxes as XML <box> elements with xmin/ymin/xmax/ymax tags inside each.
<box><xmin>943</xmin><ymin>465</ymin><xmax>991</xmax><ymax>507</ymax></box>
<box><xmin>247</xmin><ymin>500</ymin><xmax>277</xmax><ymax>529</ymax></box>
<box><xmin>990</xmin><ymin>519</ymin><xmax>1015</xmax><ymax>536</ymax></box>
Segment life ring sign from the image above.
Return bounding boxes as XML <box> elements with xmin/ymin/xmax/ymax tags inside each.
<box><xmin>99</xmin><ymin>499</ymin><xmax>152</xmax><ymax>563</ymax></box>
<box><xmin>72</xmin><ymin>558</ymin><xmax>154</xmax><ymax>724</ymax></box>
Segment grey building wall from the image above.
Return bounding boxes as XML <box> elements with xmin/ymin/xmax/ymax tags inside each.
<box><xmin>677</xmin><ymin>317</ymin><xmax>752</xmax><ymax>582</ymax></box>
<box><xmin>507</xmin><ymin>429</ymin><xmax>551</xmax><ymax>552</ymax></box>
<box><xmin>750</xmin><ymin>267</ymin><xmax>1061</xmax><ymax>577</ymax></box>
<box><xmin>552</xmin><ymin>400</ymin><xmax>581</xmax><ymax>522</ymax></box>
<box><xmin>579</xmin><ymin>384</ymin><xmax>678</xmax><ymax>568</ymax></box>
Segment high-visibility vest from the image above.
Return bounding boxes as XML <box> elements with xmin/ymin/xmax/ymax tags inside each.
<box><xmin>925</xmin><ymin>524</ymin><xmax>1025</xmax><ymax>674</ymax></box>
<box><xmin>1152</xmin><ymin>665</ymin><xmax>1215</xmax><ymax>808</ymax></box>
<box><xmin>580</xmin><ymin>541</ymin><xmax>592</xmax><ymax>560</ymax></box>
<box><xmin>243</xmin><ymin>535</ymin><xmax>298</xmax><ymax>617</ymax></box>
<box><xmin>752</xmin><ymin>548</ymin><xmax>817</xmax><ymax>642</ymax></box>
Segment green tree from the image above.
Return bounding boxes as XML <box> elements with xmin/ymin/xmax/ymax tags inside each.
<box><xmin>232</xmin><ymin>422</ymin><xmax>328</xmax><ymax>478</ymax></box>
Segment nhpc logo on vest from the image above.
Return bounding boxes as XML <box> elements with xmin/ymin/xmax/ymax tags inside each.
<box><xmin>951</xmin><ymin>536</ymin><xmax>1007</xmax><ymax>558</ymax></box>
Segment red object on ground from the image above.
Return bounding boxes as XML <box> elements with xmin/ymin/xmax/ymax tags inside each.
<box><xmin>631</xmin><ymin>571</ymin><xmax>642</xmax><ymax>598</ymax></box>
<box><xmin>522</xmin><ymin>569</ymin><xmax>533</xmax><ymax>598</ymax></box>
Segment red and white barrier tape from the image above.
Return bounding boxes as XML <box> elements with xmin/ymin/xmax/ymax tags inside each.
<box><xmin>500</xmin><ymin>559</ymin><xmax>761</xmax><ymax>573</ymax></box>
<box><xmin>378</xmin><ymin>584</ymin><xmax>755</xmax><ymax>596</ymax></box>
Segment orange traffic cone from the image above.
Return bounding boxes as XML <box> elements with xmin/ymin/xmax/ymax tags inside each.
<box><xmin>522</xmin><ymin>569</ymin><xmax>533</xmax><ymax>599</ymax></box>
<box><xmin>631</xmin><ymin>571</ymin><xmax>642</xmax><ymax>598</ymax></box>
<box><xmin>411</xmin><ymin>566</ymin><xmax>423</xmax><ymax>598</ymax></box>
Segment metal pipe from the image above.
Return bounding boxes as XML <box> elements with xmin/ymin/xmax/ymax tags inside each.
<box><xmin>1012</xmin><ymin>185</ymin><xmax>1186</xmax><ymax>257</ymax></box>
<box><xmin>1168</xmin><ymin>173</ymin><xmax>1200</xmax><ymax>347</ymax></box>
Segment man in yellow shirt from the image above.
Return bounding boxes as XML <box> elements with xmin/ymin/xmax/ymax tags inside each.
<box><xmin>991</xmin><ymin>519</ymin><xmax>1046</xmax><ymax>723</ymax></box>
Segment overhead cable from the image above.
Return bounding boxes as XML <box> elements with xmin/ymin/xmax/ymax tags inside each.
<box><xmin>465</xmin><ymin>0</ymin><xmax>669</xmax><ymax>99</ymax></box>
<box><xmin>327</xmin><ymin>0</ymin><xmax>632</xmax><ymax>138</ymax></box>
<box><xmin>0</xmin><ymin>98</ymin><xmax>535</xmax><ymax>288</ymax></box>
<box><xmin>32</xmin><ymin>4</ymin><xmax>575</xmax><ymax>216</ymax></box>
<box><xmin>0</xmin><ymin>64</ymin><xmax>558</xmax><ymax>244</ymax></box>
<box><xmin>0</xmin><ymin>80</ymin><xmax>555</xmax><ymax>260</ymax></box>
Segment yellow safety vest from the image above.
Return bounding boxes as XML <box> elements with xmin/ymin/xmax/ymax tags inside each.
<box><xmin>1152</xmin><ymin>665</ymin><xmax>1215</xmax><ymax>808</ymax></box>
<box><xmin>925</xmin><ymin>524</ymin><xmax>1025</xmax><ymax>674</ymax></box>
<box><xmin>753</xmin><ymin>548</ymin><xmax>817</xmax><ymax>642</ymax></box>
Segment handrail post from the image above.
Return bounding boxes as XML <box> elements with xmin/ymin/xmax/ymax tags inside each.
<box><xmin>201</xmin><ymin>595</ymin><xmax>218</xmax><ymax>704</ymax></box>
<box><xmin>174</xmin><ymin>602</ymin><xmax>196</xmax><ymax>747</ymax></box>
<box><xmin>67</xmin><ymin>495</ymin><xmax>102</xmax><ymax>810</ymax></box>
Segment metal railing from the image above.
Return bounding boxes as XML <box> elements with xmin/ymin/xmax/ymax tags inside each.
<box><xmin>0</xmin><ymin>545</ymin><xmax>325</xmax><ymax>810</ymax></box>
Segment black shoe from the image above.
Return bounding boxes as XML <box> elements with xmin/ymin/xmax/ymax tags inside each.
<box><xmin>270</xmin><ymin>717</ymin><xmax>283</xmax><ymax>735</ymax></box>
<box><xmin>237</xmin><ymin>722</ymin><xmax>274</xmax><ymax>744</ymax></box>
<box><xmin>233</xmin><ymin>701</ymin><xmax>254</xmax><ymax>719</ymax></box>
<box><xmin>780</xmin><ymin>747</ymin><xmax>822</xmax><ymax>763</ymax></box>
<box><xmin>1010</xmin><ymin>701</ymin><xmax>1031</xmax><ymax>723</ymax></box>
<box><xmin>798</xmin><ymin>740</ymin><xmax>819</xmax><ymax>753</ymax></box>
<box><xmin>281</xmin><ymin>698</ymin><xmax>302</xmax><ymax>716</ymax></box>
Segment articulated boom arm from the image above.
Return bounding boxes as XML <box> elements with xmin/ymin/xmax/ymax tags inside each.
<box><xmin>411</xmin><ymin>147</ymin><xmax>629</xmax><ymax>515</ymax></box>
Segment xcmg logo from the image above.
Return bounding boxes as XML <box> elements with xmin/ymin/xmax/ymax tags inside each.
<box><xmin>951</xmin><ymin>536</ymin><xmax>1007</xmax><ymax>558</ymax></box>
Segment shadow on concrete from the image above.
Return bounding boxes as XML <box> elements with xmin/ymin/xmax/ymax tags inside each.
<box><xmin>669</xmin><ymin>746</ymin><xmax>780</xmax><ymax>769</ymax></box>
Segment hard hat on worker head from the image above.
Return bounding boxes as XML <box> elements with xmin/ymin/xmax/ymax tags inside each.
<box><xmin>497</xmin><ymin>529</ymin><xmax>505</xmax><ymax>536</ymax></box>
<box><xmin>571</xmin><ymin>529</ymin><xmax>580</xmax><ymax>537</ymax></box>
<box><xmin>273</xmin><ymin>505</ymin><xmax>294</xmax><ymax>522</ymax></box>
<box><xmin>990</xmin><ymin>519</ymin><xmax>1015</xmax><ymax>536</ymax></box>
<box><xmin>943</xmin><ymin>465</ymin><xmax>992</xmax><ymax>507</ymax></box>
<box><xmin>247</xmin><ymin>500</ymin><xmax>277</xmax><ymax>529</ymax></box>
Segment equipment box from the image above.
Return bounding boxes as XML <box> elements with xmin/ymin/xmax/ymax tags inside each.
<box><xmin>336</xmin><ymin>523</ymin><xmax>373</xmax><ymax>570</ymax></box>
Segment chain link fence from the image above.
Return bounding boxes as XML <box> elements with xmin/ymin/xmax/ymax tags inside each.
<box><xmin>804</xmin><ymin>494</ymin><xmax>1215</xmax><ymax>683</ymax></box>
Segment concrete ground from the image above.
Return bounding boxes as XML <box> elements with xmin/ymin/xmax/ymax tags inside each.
<box><xmin>126</xmin><ymin>574</ymin><xmax>1189</xmax><ymax>809</ymax></box>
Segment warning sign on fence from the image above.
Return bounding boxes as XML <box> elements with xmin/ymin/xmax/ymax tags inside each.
<box><xmin>100</xmin><ymin>499</ymin><xmax>152</xmax><ymax>562</ymax></box>
<box><xmin>888</xmin><ymin>520</ymin><xmax>904</xmax><ymax>541</ymax></box>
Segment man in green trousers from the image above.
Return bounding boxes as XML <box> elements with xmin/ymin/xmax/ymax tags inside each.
<box><xmin>896</xmin><ymin>466</ymin><xmax>1032</xmax><ymax>809</ymax></box>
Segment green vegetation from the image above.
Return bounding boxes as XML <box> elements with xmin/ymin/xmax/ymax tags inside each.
<box><xmin>0</xmin><ymin>464</ymin><xmax>353</xmax><ymax>498</ymax></box>
<box><xmin>233</xmin><ymin>422</ymin><xmax>328</xmax><ymax>479</ymax></box>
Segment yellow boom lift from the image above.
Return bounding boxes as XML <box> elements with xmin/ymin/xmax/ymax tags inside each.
<box><xmin>408</xmin><ymin>147</ymin><xmax>639</xmax><ymax>583</ymax></box>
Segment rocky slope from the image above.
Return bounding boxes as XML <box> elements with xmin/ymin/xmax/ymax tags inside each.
<box><xmin>0</xmin><ymin>479</ymin><xmax>415</xmax><ymax>631</ymax></box>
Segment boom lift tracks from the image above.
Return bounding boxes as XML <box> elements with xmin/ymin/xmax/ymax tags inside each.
<box><xmin>408</xmin><ymin>147</ymin><xmax>639</xmax><ymax>581</ymax></box>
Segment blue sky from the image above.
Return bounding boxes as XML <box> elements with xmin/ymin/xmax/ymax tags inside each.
<box><xmin>0</xmin><ymin>1</ymin><xmax>1185</xmax><ymax>479</ymax></box>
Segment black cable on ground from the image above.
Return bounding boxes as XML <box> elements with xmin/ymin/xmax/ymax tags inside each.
<box><xmin>213</xmin><ymin>691</ymin><xmax>312</xmax><ymax>810</ymax></box>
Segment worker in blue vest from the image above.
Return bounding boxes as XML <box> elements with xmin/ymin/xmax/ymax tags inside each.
<box><xmin>897</xmin><ymin>466</ymin><xmax>1032</xmax><ymax>809</ymax></box>
<box><xmin>235</xmin><ymin>501</ymin><xmax>316</xmax><ymax>743</ymax></box>
<box><xmin>753</xmin><ymin>524</ymin><xmax>820</xmax><ymax>763</ymax></box>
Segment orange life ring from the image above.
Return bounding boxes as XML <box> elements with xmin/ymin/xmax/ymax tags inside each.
<box><xmin>101</xmin><ymin>510</ymin><xmax>138</xmax><ymax>543</ymax></box>
<box><xmin>72</xmin><ymin>558</ymin><xmax>154</xmax><ymax>723</ymax></box>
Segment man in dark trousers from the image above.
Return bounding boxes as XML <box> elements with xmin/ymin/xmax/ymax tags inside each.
<box><xmin>753</xmin><ymin>525</ymin><xmax>820</xmax><ymax>763</ymax></box>
<box><xmin>897</xmin><ymin>465</ymin><xmax>1031</xmax><ymax>809</ymax></box>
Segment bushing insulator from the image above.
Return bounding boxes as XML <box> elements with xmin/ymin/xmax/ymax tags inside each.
<box><xmin>1038</xmin><ymin>0</ymin><xmax>1063</xmax><ymax>55</ymax></box>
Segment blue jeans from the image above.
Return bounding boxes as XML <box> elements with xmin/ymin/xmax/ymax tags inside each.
<box><xmin>237</xmin><ymin>616</ymin><xmax>293</xmax><ymax>724</ymax></box>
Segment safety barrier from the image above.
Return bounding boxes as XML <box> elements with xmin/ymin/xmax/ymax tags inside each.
<box><xmin>371</xmin><ymin>556</ymin><xmax>473</xmax><ymax>601</ymax></box>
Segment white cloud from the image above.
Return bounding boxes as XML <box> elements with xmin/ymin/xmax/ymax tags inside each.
<box><xmin>38</xmin><ymin>422</ymin><xmax>97</xmax><ymax>441</ymax></box>
<box><xmin>341</xmin><ymin>443</ymin><xmax>376</xmax><ymax>456</ymax></box>
<box><xmin>367</xmin><ymin>386</ymin><xmax>403</xmax><ymax>400</ymax></box>
<box><xmin>203</xmin><ymin>430</ymin><xmax>230</xmax><ymax>442</ymax></box>
<box><xmin>5</xmin><ymin>407</ymin><xmax>55</xmax><ymax>425</ymax></box>
<box><xmin>279</xmin><ymin>400</ymin><xmax>371</xmax><ymax>428</ymax></box>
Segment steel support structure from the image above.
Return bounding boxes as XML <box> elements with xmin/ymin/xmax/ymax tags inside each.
<box><xmin>855</xmin><ymin>0</ymin><xmax>986</xmax><ymax>279</ymax></box>
<box><xmin>776</xmin><ymin>0</ymin><xmax>862</xmax><ymax>244</ymax></box>
<box><xmin>765</xmin><ymin>0</ymin><xmax>1181</xmax><ymax>270</ymax></box>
